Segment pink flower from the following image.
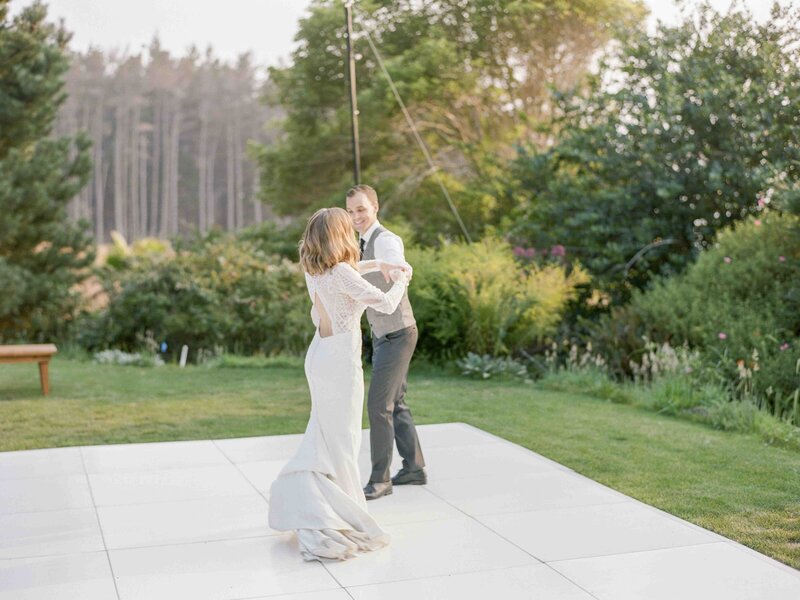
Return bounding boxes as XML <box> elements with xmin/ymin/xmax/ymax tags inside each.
<box><xmin>526</xmin><ymin>247</ymin><xmax>537</xmax><ymax>258</ymax></box>
<box><xmin>550</xmin><ymin>244</ymin><xmax>566</xmax><ymax>257</ymax></box>
<box><xmin>513</xmin><ymin>246</ymin><xmax>526</xmax><ymax>257</ymax></box>
<box><xmin>718</xmin><ymin>332</ymin><xmax>728</xmax><ymax>340</ymax></box>
<box><xmin>779</xmin><ymin>256</ymin><xmax>786</xmax><ymax>262</ymax></box>
<box><xmin>723</xmin><ymin>256</ymin><xmax>732</xmax><ymax>264</ymax></box>
<box><xmin>780</xmin><ymin>343</ymin><xmax>790</xmax><ymax>351</ymax></box>
<box><xmin>754</xmin><ymin>219</ymin><xmax>762</xmax><ymax>226</ymax></box>
<box><xmin>757</xmin><ymin>198</ymin><xmax>766</xmax><ymax>207</ymax></box>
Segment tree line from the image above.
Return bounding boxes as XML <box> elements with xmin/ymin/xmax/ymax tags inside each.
<box><xmin>54</xmin><ymin>41</ymin><xmax>281</xmax><ymax>242</ymax></box>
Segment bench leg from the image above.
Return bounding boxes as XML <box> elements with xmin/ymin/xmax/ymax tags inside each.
<box><xmin>38</xmin><ymin>361</ymin><xmax>50</xmax><ymax>396</ymax></box>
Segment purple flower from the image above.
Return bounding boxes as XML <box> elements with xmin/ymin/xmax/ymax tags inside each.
<box><xmin>526</xmin><ymin>247</ymin><xmax>537</xmax><ymax>258</ymax></box>
<box><xmin>550</xmin><ymin>244</ymin><xmax>566</xmax><ymax>257</ymax></box>
<box><xmin>779</xmin><ymin>256</ymin><xmax>786</xmax><ymax>262</ymax></box>
<box><xmin>718</xmin><ymin>332</ymin><xmax>728</xmax><ymax>340</ymax></box>
<box><xmin>780</xmin><ymin>343</ymin><xmax>790</xmax><ymax>351</ymax></box>
<box><xmin>513</xmin><ymin>246</ymin><xmax>526</xmax><ymax>258</ymax></box>
<box><xmin>724</xmin><ymin>256</ymin><xmax>732</xmax><ymax>264</ymax></box>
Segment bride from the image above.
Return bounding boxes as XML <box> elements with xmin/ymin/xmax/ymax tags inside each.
<box><xmin>268</xmin><ymin>207</ymin><xmax>411</xmax><ymax>561</ymax></box>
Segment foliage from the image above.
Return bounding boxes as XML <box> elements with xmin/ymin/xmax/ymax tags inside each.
<box><xmin>629</xmin><ymin>213</ymin><xmax>800</xmax><ymax>423</ymax></box>
<box><xmin>234</xmin><ymin>220</ymin><xmax>305</xmax><ymax>260</ymax></box>
<box><xmin>255</xmin><ymin>0</ymin><xmax>646</xmax><ymax>243</ymax></box>
<box><xmin>456</xmin><ymin>352</ymin><xmax>530</xmax><ymax>382</ymax></box>
<box><xmin>86</xmin><ymin>229</ymin><xmax>586</xmax><ymax>363</ymax></box>
<box><xmin>82</xmin><ymin>237</ymin><xmax>312</xmax><ymax>359</ymax></box>
<box><xmin>0</xmin><ymin>1</ymin><xmax>94</xmax><ymax>342</ymax></box>
<box><xmin>509</xmin><ymin>3</ymin><xmax>800</xmax><ymax>301</ymax></box>
<box><xmin>407</xmin><ymin>238</ymin><xmax>589</xmax><ymax>360</ymax></box>
<box><xmin>628</xmin><ymin>338</ymin><xmax>700</xmax><ymax>383</ymax></box>
<box><xmin>104</xmin><ymin>231</ymin><xmax>174</xmax><ymax>270</ymax></box>
<box><xmin>93</xmin><ymin>349</ymin><xmax>164</xmax><ymax>367</ymax></box>
<box><xmin>538</xmin><ymin>343</ymin><xmax>634</xmax><ymax>404</ymax></box>
<box><xmin>173</xmin><ymin>219</ymin><xmax>304</xmax><ymax>262</ymax></box>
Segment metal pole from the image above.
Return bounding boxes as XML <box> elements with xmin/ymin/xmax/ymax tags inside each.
<box><xmin>344</xmin><ymin>1</ymin><xmax>361</xmax><ymax>184</ymax></box>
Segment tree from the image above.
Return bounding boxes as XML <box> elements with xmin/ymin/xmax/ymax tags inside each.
<box><xmin>56</xmin><ymin>42</ymin><xmax>279</xmax><ymax>241</ymax></box>
<box><xmin>0</xmin><ymin>0</ymin><xmax>94</xmax><ymax>341</ymax></box>
<box><xmin>254</xmin><ymin>0</ymin><xmax>646</xmax><ymax>243</ymax></box>
<box><xmin>508</xmin><ymin>3</ymin><xmax>800</xmax><ymax>301</ymax></box>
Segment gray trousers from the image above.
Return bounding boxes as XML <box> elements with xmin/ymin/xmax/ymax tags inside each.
<box><xmin>367</xmin><ymin>325</ymin><xmax>425</xmax><ymax>483</ymax></box>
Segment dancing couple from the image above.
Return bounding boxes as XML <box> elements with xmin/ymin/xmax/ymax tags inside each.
<box><xmin>268</xmin><ymin>184</ymin><xmax>426</xmax><ymax>561</ymax></box>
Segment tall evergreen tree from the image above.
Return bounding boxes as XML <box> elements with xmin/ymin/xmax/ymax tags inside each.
<box><xmin>0</xmin><ymin>1</ymin><xmax>94</xmax><ymax>341</ymax></box>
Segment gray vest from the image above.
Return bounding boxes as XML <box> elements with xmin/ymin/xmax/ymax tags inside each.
<box><xmin>362</xmin><ymin>226</ymin><xmax>416</xmax><ymax>337</ymax></box>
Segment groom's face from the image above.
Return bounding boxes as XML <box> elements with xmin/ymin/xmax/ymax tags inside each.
<box><xmin>346</xmin><ymin>192</ymin><xmax>378</xmax><ymax>236</ymax></box>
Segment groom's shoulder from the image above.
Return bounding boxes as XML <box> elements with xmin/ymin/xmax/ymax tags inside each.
<box><xmin>377</xmin><ymin>226</ymin><xmax>403</xmax><ymax>244</ymax></box>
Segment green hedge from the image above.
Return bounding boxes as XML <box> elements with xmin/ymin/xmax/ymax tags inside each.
<box><xmin>83</xmin><ymin>233</ymin><xmax>588</xmax><ymax>363</ymax></box>
<box><xmin>81</xmin><ymin>238</ymin><xmax>312</xmax><ymax>360</ymax></box>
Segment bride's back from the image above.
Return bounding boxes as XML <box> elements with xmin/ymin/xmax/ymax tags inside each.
<box><xmin>305</xmin><ymin>263</ymin><xmax>362</xmax><ymax>338</ymax></box>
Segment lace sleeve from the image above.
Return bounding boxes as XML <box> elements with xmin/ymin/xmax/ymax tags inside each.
<box><xmin>357</xmin><ymin>260</ymin><xmax>381</xmax><ymax>274</ymax></box>
<box><xmin>334</xmin><ymin>263</ymin><xmax>407</xmax><ymax>314</ymax></box>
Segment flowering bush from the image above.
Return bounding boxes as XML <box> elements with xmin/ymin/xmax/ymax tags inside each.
<box><xmin>629</xmin><ymin>213</ymin><xmax>800</xmax><ymax>423</ymax></box>
<box><xmin>407</xmin><ymin>238</ymin><xmax>589</xmax><ymax>359</ymax></box>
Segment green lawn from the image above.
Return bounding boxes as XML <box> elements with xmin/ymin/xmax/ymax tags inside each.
<box><xmin>1</xmin><ymin>357</ymin><xmax>799</xmax><ymax>569</ymax></box>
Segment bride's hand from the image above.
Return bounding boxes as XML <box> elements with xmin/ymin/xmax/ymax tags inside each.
<box><xmin>389</xmin><ymin>268</ymin><xmax>410</xmax><ymax>284</ymax></box>
<box><xmin>379</xmin><ymin>261</ymin><xmax>411</xmax><ymax>283</ymax></box>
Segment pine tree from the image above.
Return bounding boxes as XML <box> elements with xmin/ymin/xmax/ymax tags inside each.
<box><xmin>0</xmin><ymin>1</ymin><xmax>94</xmax><ymax>341</ymax></box>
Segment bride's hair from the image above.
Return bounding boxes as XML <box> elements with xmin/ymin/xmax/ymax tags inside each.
<box><xmin>299</xmin><ymin>207</ymin><xmax>360</xmax><ymax>275</ymax></box>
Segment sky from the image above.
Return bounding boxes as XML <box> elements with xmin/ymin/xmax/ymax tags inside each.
<box><xmin>8</xmin><ymin>0</ymin><xmax>792</xmax><ymax>69</ymax></box>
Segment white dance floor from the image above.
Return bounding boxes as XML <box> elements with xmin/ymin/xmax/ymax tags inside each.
<box><xmin>1</xmin><ymin>423</ymin><xmax>798</xmax><ymax>599</ymax></box>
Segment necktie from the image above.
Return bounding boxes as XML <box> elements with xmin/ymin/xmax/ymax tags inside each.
<box><xmin>359</xmin><ymin>238</ymin><xmax>365</xmax><ymax>260</ymax></box>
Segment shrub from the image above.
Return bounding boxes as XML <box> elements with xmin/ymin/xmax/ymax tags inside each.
<box><xmin>640</xmin><ymin>214</ymin><xmax>800</xmax><ymax>421</ymax></box>
<box><xmin>82</xmin><ymin>237</ymin><xmax>312</xmax><ymax>360</ymax></box>
<box><xmin>456</xmin><ymin>352</ymin><xmax>530</xmax><ymax>381</ymax></box>
<box><xmin>591</xmin><ymin>213</ymin><xmax>800</xmax><ymax>423</ymax></box>
<box><xmin>407</xmin><ymin>238</ymin><xmax>589</xmax><ymax>360</ymax></box>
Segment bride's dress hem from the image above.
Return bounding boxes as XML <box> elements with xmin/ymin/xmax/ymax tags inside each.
<box><xmin>296</xmin><ymin>527</ymin><xmax>390</xmax><ymax>562</ymax></box>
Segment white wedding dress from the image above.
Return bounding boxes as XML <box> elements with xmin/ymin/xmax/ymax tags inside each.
<box><xmin>268</xmin><ymin>261</ymin><xmax>408</xmax><ymax>561</ymax></box>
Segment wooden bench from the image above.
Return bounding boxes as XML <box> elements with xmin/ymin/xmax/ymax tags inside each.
<box><xmin>0</xmin><ymin>344</ymin><xmax>58</xmax><ymax>395</ymax></box>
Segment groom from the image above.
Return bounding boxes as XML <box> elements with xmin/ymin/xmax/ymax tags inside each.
<box><xmin>346</xmin><ymin>184</ymin><xmax>427</xmax><ymax>500</ymax></box>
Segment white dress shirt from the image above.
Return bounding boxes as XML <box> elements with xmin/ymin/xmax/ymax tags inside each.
<box><xmin>360</xmin><ymin>220</ymin><xmax>406</xmax><ymax>265</ymax></box>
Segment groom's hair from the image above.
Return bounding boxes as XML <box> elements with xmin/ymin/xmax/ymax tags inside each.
<box><xmin>346</xmin><ymin>184</ymin><xmax>379</xmax><ymax>209</ymax></box>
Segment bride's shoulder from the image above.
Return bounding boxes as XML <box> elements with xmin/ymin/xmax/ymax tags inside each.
<box><xmin>332</xmin><ymin>261</ymin><xmax>358</xmax><ymax>273</ymax></box>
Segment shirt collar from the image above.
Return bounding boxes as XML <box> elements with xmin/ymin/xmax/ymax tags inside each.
<box><xmin>360</xmin><ymin>220</ymin><xmax>381</xmax><ymax>244</ymax></box>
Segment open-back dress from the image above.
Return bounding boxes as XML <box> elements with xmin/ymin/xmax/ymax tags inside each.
<box><xmin>268</xmin><ymin>261</ymin><xmax>408</xmax><ymax>561</ymax></box>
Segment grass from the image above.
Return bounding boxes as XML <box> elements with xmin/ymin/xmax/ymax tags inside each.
<box><xmin>1</xmin><ymin>357</ymin><xmax>799</xmax><ymax>569</ymax></box>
